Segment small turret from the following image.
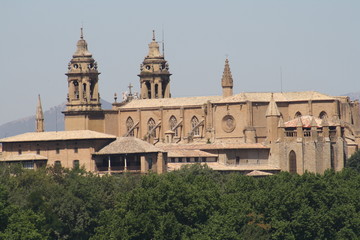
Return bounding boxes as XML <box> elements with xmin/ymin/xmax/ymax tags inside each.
<box><xmin>221</xmin><ymin>58</ymin><xmax>233</xmax><ymax>98</ymax></box>
<box><xmin>266</xmin><ymin>94</ymin><xmax>281</xmax><ymax>117</ymax></box>
<box><xmin>36</xmin><ymin>94</ymin><xmax>44</xmax><ymax>132</ymax></box>
<box><xmin>266</xmin><ymin>94</ymin><xmax>281</xmax><ymax>144</ymax></box>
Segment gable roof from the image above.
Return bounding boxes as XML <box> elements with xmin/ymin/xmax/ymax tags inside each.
<box><xmin>0</xmin><ymin>130</ymin><xmax>116</xmax><ymax>143</ymax></box>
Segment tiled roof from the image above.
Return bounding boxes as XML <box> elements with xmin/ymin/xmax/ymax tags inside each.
<box><xmin>119</xmin><ymin>96</ymin><xmax>222</xmax><ymax>109</ymax></box>
<box><xmin>0</xmin><ymin>130</ymin><xmax>116</xmax><ymax>143</ymax></box>
<box><xmin>246</xmin><ymin>170</ymin><xmax>273</xmax><ymax>176</ymax></box>
<box><xmin>95</xmin><ymin>137</ymin><xmax>162</xmax><ymax>155</ymax></box>
<box><xmin>119</xmin><ymin>91</ymin><xmax>335</xmax><ymax>109</ymax></box>
<box><xmin>167</xmin><ymin>162</ymin><xmax>280</xmax><ymax>171</ymax></box>
<box><xmin>167</xmin><ymin>149</ymin><xmax>217</xmax><ymax>158</ymax></box>
<box><xmin>1</xmin><ymin>153</ymin><xmax>48</xmax><ymax>161</ymax></box>
<box><xmin>284</xmin><ymin>115</ymin><xmax>336</xmax><ymax>128</ymax></box>
<box><xmin>215</xmin><ymin>91</ymin><xmax>335</xmax><ymax>103</ymax></box>
<box><xmin>160</xmin><ymin>143</ymin><xmax>269</xmax><ymax>150</ymax></box>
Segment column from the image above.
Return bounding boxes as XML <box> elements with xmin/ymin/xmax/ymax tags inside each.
<box><xmin>141</xmin><ymin>82</ymin><xmax>147</xmax><ymax>99</ymax></box>
<box><xmin>165</xmin><ymin>82</ymin><xmax>170</xmax><ymax>98</ymax></box>
<box><xmin>157</xmin><ymin>152</ymin><xmax>164</xmax><ymax>174</ymax></box>
<box><xmin>151</xmin><ymin>81</ymin><xmax>155</xmax><ymax>99</ymax></box>
<box><xmin>108</xmin><ymin>156</ymin><xmax>111</xmax><ymax>173</ymax></box>
<box><xmin>86</xmin><ymin>82</ymin><xmax>91</xmax><ymax>102</ymax></box>
<box><xmin>79</xmin><ymin>79</ymin><xmax>83</xmax><ymax>103</ymax></box>
<box><xmin>124</xmin><ymin>155</ymin><xmax>128</xmax><ymax>171</ymax></box>
<box><xmin>69</xmin><ymin>81</ymin><xmax>74</xmax><ymax>99</ymax></box>
<box><xmin>140</xmin><ymin>155</ymin><xmax>147</xmax><ymax>173</ymax></box>
<box><xmin>158</xmin><ymin>81</ymin><xmax>163</xmax><ymax>98</ymax></box>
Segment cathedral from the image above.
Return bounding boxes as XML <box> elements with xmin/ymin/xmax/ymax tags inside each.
<box><xmin>1</xmin><ymin>29</ymin><xmax>360</xmax><ymax>175</ymax></box>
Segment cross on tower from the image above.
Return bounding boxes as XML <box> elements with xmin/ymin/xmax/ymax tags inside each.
<box><xmin>128</xmin><ymin>83</ymin><xmax>133</xmax><ymax>95</ymax></box>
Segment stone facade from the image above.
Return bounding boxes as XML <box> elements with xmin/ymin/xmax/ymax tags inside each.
<box><xmin>3</xmin><ymin>30</ymin><xmax>359</xmax><ymax>175</ymax></box>
<box><xmin>60</xmin><ymin>30</ymin><xmax>360</xmax><ymax>174</ymax></box>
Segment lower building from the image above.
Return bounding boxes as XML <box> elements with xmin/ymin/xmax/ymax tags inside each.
<box><xmin>0</xmin><ymin>131</ymin><xmax>166</xmax><ymax>174</ymax></box>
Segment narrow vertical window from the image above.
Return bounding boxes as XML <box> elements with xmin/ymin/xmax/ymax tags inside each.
<box><xmin>169</xmin><ymin>115</ymin><xmax>178</xmax><ymax>137</ymax></box>
<box><xmin>289</xmin><ymin>151</ymin><xmax>297</xmax><ymax>174</ymax></box>
<box><xmin>148</xmin><ymin>118</ymin><xmax>156</xmax><ymax>138</ymax></box>
<box><xmin>126</xmin><ymin>117</ymin><xmax>135</xmax><ymax>137</ymax></box>
<box><xmin>191</xmin><ymin>116</ymin><xmax>200</xmax><ymax>136</ymax></box>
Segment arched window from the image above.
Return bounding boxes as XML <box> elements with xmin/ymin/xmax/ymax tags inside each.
<box><xmin>126</xmin><ymin>117</ymin><xmax>134</xmax><ymax>137</ymax></box>
<box><xmin>73</xmin><ymin>160</ymin><xmax>80</xmax><ymax>169</ymax></box>
<box><xmin>148</xmin><ymin>118</ymin><xmax>156</xmax><ymax>138</ymax></box>
<box><xmin>319</xmin><ymin>111</ymin><xmax>328</xmax><ymax>119</ymax></box>
<box><xmin>155</xmin><ymin>84</ymin><xmax>158</xmax><ymax>98</ymax></box>
<box><xmin>289</xmin><ymin>151</ymin><xmax>297</xmax><ymax>174</ymax></box>
<box><xmin>54</xmin><ymin>161</ymin><xmax>62</xmax><ymax>168</ymax></box>
<box><xmin>73</xmin><ymin>81</ymin><xmax>79</xmax><ymax>99</ymax></box>
<box><xmin>83</xmin><ymin>83</ymin><xmax>87</xmax><ymax>98</ymax></box>
<box><xmin>295</xmin><ymin>111</ymin><xmax>302</xmax><ymax>118</ymax></box>
<box><xmin>191</xmin><ymin>116</ymin><xmax>200</xmax><ymax>136</ymax></box>
<box><xmin>145</xmin><ymin>82</ymin><xmax>151</xmax><ymax>98</ymax></box>
<box><xmin>169</xmin><ymin>115</ymin><xmax>178</xmax><ymax>137</ymax></box>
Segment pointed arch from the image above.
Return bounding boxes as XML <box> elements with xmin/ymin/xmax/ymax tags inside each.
<box><xmin>148</xmin><ymin>118</ymin><xmax>156</xmax><ymax>138</ymax></box>
<box><xmin>169</xmin><ymin>115</ymin><xmax>178</xmax><ymax>137</ymax></box>
<box><xmin>289</xmin><ymin>150</ymin><xmax>297</xmax><ymax>174</ymax></box>
<box><xmin>191</xmin><ymin>116</ymin><xmax>200</xmax><ymax>136</ymax></box>
<box><xmin>319</xmin><ymin>111</ymin><xmax>328</xmax><ymax>119</ymax></box>
<box><xmin>295</xmin><ymin>111</ymin><xmax>302</xmax><ymax>118</ymax></box>
<box><xmin>126</xmin><ymin>117</ymin><xmax>134</xmax><ymax>137</ymax></box>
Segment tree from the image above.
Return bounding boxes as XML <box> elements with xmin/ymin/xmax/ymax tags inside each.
<box><xmin>346</xmin><ymin>150</ymin><xmax>360</xmax><ymax>173</ymax></box>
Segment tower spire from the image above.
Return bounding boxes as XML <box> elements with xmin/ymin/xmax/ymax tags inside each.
<box><xmin>36</xmin><ymin>94</ymin><xmax>44</xmax><ymax>132</ymax></box>
<box><xmin>80</xmin><ymin>27</ymin><xmax>84</xmax><ymax>40</ymax></box>
<box><xmin>221</xmin><ymin>57</ymin><xmax>233</xmax><ymax>97</ymax></box>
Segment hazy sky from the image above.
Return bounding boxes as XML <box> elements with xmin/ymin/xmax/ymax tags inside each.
<box><xmin>0</xmin><ymin>0</ymin><xmax>359</xmax><ymax>125</ymax></box>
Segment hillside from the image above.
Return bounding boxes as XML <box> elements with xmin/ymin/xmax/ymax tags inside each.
<box><xmin>0</xmin><ymin>99</ymin><xmax>112</xmax><ymax>138</ymax></box>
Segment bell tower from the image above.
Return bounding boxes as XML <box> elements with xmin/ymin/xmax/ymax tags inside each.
<box><xmin>63</xmin><ymin>29</ymin><xmax>104</xmax><ymax>132</ymax></box>
<box><xmin>139</xmin><ymin>31</ymin><xmax>171</xmax><ymax>99</ymax></box>
<box><xmin>65</xmin><ymin>28</ymin><xmax>101</xmax><ymax>111</ymax></box>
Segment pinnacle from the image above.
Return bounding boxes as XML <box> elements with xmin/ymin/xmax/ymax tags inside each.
<box><xmin>266</xmin><ymin>94</ymin><xmax>281</xmax><ymax>117</ymax></box>
<box><xmin>221</xmin><ymin>58</ymin><xmax>233</xmax><ymax>87</ymax></box>
<box><xmin>36</xmin><ymin>94</ymin><xmax>44</xmax><ymax>120</ymax></box>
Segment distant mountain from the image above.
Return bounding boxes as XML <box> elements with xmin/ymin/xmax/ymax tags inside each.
<box><xmin>343</xmin><ymin>92</ymin><xmax>360</xmax><ymax>101</ymax></box>
<box><xmin>0</xmin><ymin>99</ymin><xmax>113</xmax><ymax>138</ymax></box>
